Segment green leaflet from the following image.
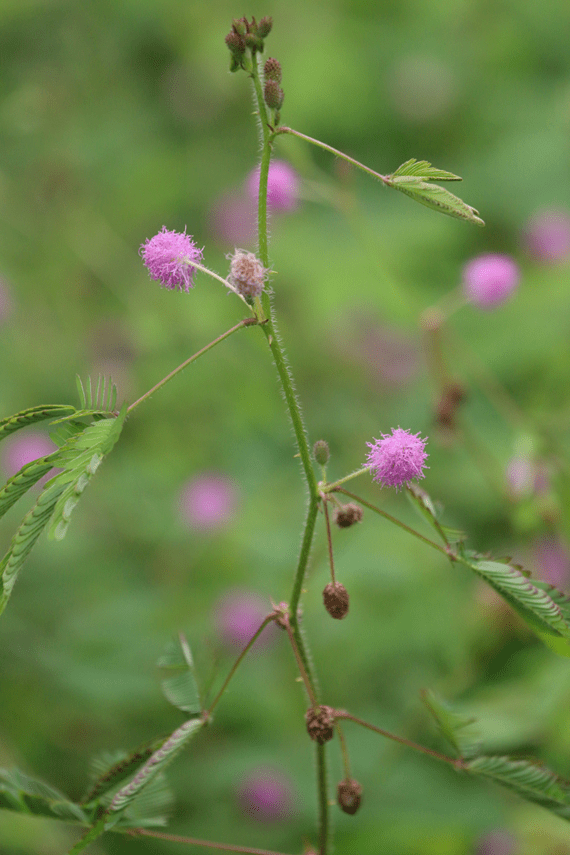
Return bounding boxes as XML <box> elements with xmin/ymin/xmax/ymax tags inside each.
<box><xmin>385</xmin><ymin>160</ymin><xmax>484</xmax><ymax>226</ymax></box>
<box><xmin>107</xmin><ymin>718</ymin><xmax>203</xmax><ymax>817</ymax></box>
<box><xmin>0</xmin><ymin>768</ymin><xmax>88</xmax><ymax>824</ymax></box>
<box><xmin>82</xmin><ymin>746</ymin><xmax>158</xmax><ymax>806</ymax></box>
<box><xmin>421</xmin><ymin>690</ymin><xmax>481</xmax><ymax>760</ymax></box>
<box><xmin>0</xmin><ymin>452</ymin><xmax>60</xmax><ymax>521</ymax></box>
<box><xmin>460</xmin><ymin>556</ymin><xmax>570</xmax><ymax>655</ymax></box>
<box><xmin>465</xmin><ymin>755</ymin><xmax>570</xmax><ymax>821</ymax></box>
<box><xmin>158</xmin><ymin>633</ymin><xmax>202</xmax><ymax>715</ymax></box>
<box><xmin>47</xmin><ymin>404</ymin><xmax>127</xmax><ymax>541</ymax></box>
<box><xmin>0</xmin><ymin>404</ymin><xmax>75</xmax><ymax>441</ymax></box>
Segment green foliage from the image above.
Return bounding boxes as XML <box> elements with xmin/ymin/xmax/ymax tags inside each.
<box><xmin>385</xmin><ymin>159</ymin><xmax>484</xmax><ymax>225</ymax></box>
<box><xmin>421</xmin><ymin>690</ymin><xmax>481</xmax><ymax>760</ymax></box>
<box><xmin>0</xmin><ymin>453</ymin><xmax>60</xmax><ymax>520</ymax></box>
<box><xmin>0</xmin><ymin>405</ymin><xmax>75</xmax><ymax>442</ymax></box>
<box><xmin>158</xmin><ymin>633</ymin><xmax>202</xmax><ymax>715</ymax></box>
<box><xmin>0</xmin><ymin>768</ymin><xmax>88</xmax><ymax>824</ymax></box>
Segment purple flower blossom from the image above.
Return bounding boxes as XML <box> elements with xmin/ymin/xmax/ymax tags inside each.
<box><xmin>178</xmin><ymin>472</ymin><xmax>237</xmax><ymax>530</ymax></box>
<box><xmin>366</xmin><ymin>427</ymin><xmax>428</xmax><ymax>489</ymax></box>
<box><xmin>247</xmin><ymin>160</ymin><xmax>300</xmax><ymax>211</ymax></box>
<box><xmin>238</xmin><ymin>766</ymin><xmax>294</xmax><ymax>822</ymax></box>
<box><xmin>140</xmin><ymin>226</ymin><xmax>203</xmax><ymax>292</ymax></box>
<box><xmin>2</xmin><ymin>432</ymin><xmax>56</xmax><ymax>478</ymax></box>
<box><xmin>214</xmin><ymin>589</ymin><xmax>276</xmax><ymax>650</ymax></box>
<box><xmin>462</xmin><ymin>253</ymin><xmax>520</xmax><ymax>309</ymax></box>
<box><xmin>523</xmin><ymin>208</ymin><xmax>570</xmax><ymax>263</ymax></box>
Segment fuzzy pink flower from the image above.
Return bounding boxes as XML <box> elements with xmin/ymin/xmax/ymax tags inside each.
<box><xmin>523</xmin><ymin>209</ymin><xmax>570</xmax><ymax>263</ymax></box>
<box><xmin>178</xmin><ymin>473</ymin><xmax>237</xmax><ymax>530</ymax></box>
<box><xmin>247</xmin><ymin>160</ymin><xmax>299</xmax><ymax>211</ymax></box>
<box><xmin>366</xmin><ymin>427</ymin><xmax>428</xmax><ymax>489</ymax></box>
<box><xmin>238</xmin><ymin>767</ymin><xmax>295</xmax><ymax>822</ymax></box>
<box><xmin>462</xmin><ymin>253</ymin><xmax>519</xmax><ymax>309</ymax></box>
<box><xmin>140</xmin><ymin>226</ymin><xmax>203</xmax><ymax>292</ymax></box>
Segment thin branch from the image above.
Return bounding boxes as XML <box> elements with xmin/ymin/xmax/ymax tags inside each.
<box><xmin>127</xmin><ymin>828</ymin><xmax>295</xmax><ymax>855</ymax></box>
<box><xmin>283</xmin><ymin>613</ymin><xmax>318</xmax><ymax>709</ymax></box>
<box><xmin>321</xmin><ymin>498</ymin><xmax>336</xmax><ymax>584</ymax></box>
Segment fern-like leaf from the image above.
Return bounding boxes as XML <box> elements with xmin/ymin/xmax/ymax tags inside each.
<box><xmin>390</xmin><ymin>158</ymin><xmax>463</xmax><ymax>181</ymax></box>
<box><xmin>158</xmin><ymin>633</ymin><xmax>202</xmax><ymax>715</ymax></box>
<box><xmin>0</xmin><ymin>453</ymin><xmax>60</xmax><ymax>521</ymax></box>
<box><xmin>0</xmin><ymin>768</ymin><xmax>88</xmax><ymax>824</ymax></box>
<box><xmin>0</xmin><ymin>405</ymin><xmax>75</xmax><ymax>441</ymax></box>
<box><xmin>421</xmin><ymin>690</ymin><xmax>481</xmax><ymax>760</ymax></box>
<box><xmin>82</xmin><ymin>744</ymin><xmax>159</xmax><ymax>805</ymax></box>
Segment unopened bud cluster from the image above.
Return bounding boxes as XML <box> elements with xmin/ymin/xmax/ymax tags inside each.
<box><xmin>263</xmin><ymin>57</ymin><xmax>284</xmax><ymax>118</ymax></box>
<box><xmin>337</xmin><ymin>778</ymin><xmax>363</xmax><ymax>815</ymax></box>
<box><xmin>305</xmin><ymin>705</ymin><xmax>335</xmax><ymax>744</ymax></box>
<box><xmin>225</xmin><ymin>16</ymin><xmax>273</xmax><ymax>72</ymax></box>
<box><xmin>323</xmin><ymin>581</ymin><xmax>349</xmax><ymax>619</ymax></box>
<box><xmin>229</xmin><ymin>250</ymin><xmax>267</xmax><ymax>299</ymax></box>
<box><xmin>333</xmin><ymin>503</ymin><xmax>363</xmax><ymax>529</ymax></box>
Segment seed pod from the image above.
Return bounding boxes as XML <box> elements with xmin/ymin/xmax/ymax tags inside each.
<box><xmin>305</xmin><ymin>705</ymin><xmax>335</xmax><ymax>744</ymax></box>
<box><xmin>337</xmin><ymin>778</ymin><xmax>363</xmax><ymax>815</ymax></box>
<box><xmin>333</xmin><ymin>503</ymin><xmax>363</xmax><ymax>529</ymax></box>
<box><xmin>323</xmin><ymin>582</ymin><xmax>349</xmax><ymax>620</ymax></box>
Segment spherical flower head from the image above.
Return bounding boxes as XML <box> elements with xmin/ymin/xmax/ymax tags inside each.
<box><xmin>140</xmin><ymin>226</ymin><xmax>203</xmax><ymax>292</ymax></box>
<box><xmin>229</xmin><ymin>249</ymin><xmax>267</xmax><ymax>299</ymax></box>
<box><xmin>462</xmin><ymin>253</ymin><xmax>519</xmax><ymax>309</ymax></box>
<box><xmin>246</xmin><ymin>160</ymin><xmax>299</xmax><ymax>212</ymax></box>
<box><xmin>238</xmin><ymin>766</ymin><xmax>294</xmax><ymax>822</ymax></box>
<box><xmin>523</xmin><ymin>208</ymin><xmax>570</xmax><ymax>263</ymax></box>
<box><xmin>366</xmin><ymin>427</ymin><xmax>428</xmax><ymax>490</ymax></box>
<box><xmin>178</xmin><ymin>472</ymin><xmax>237</xmax><ymax>530</ymax></box>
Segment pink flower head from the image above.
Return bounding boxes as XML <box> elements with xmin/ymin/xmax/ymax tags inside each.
<box><xmin>462</xmin><ymin>253</ymin><xmax>520</xmax><ymax>309</ymax></box>
<box><xmin>366</xmin><ymin>427</ymin><xmax>428</xmax><ymax>489</ymax></box>
<box><xmin>247</xmin><ymin>160</ymin><xmax>299</xmax><ymax>212</ymax></box>
<box><xmin>2</xmin><ymin>431</ymin><xmax>56</xmax><ymax>477</ymax></box>
<box><xmin>523</xmin><ymin>208</ymin><xmax>570</xmax><ymax>263</ymax></box>
<box><xmin>140</xmin><ymin>226</ymin><xmax>203</xmax><ymax>292</ymax></box>
<box><xmin>178</xmin><ymin>472</ymin><xmax>237</xmax><ymax>530</ymax></box>
<box><xmin>214</xmin><ymin>589</ymin><xmax>276</xmax><ymax>650</ymax></box>
<box><xmin>238</xmin><ymin>766</ymin><xmax>294</xmax><ymax>822</ymax></box>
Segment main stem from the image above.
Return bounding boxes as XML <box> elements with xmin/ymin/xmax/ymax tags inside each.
<box><xmin>249</xmin><ymin>51</ymin><xmax>328</xmax><ymax>854</ymax></box>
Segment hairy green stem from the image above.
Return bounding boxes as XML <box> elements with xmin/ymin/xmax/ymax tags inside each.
<box><xmin>317</xmin><ymin>743</ymin><xmax>329</xmax><ymax>855</ymax></box>
<box><xmin>283</xmin><ymin>614</ymin><xmax>318</xmax><ymax>708</ymax></box>
<box><xmin>127</xmin><ymin>318</ymin><xmax>258</xmax><ymax>415</ymax></box>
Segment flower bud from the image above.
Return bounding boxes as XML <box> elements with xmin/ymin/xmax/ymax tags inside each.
<box><xmin>305</xmin><ymin>705</ymin><xmax>335</xmax><ymax>744</ymax></box>
<box><xmin>333</xmin><ymin>503</ymin><xmax>363</xmax><ymax>529</ymax></box>
<box><xmin>337</xmin><ymin>778</ymin><xmax>363</xmax><ymax>815</ymax></box>
<box><xmin>313</xmin><ymin>440</ymin><xmax>330</xmax><ymax>466</ymax></box>
<box><xmin>264</xmin><ymin>57</ymin><xmax>282</xmax><ymax>83</ymax></box>
<box><xmin>323</xmin><ymin>582</ymin><xmax>349</xmax><ymax>620</ymax></box>
<box><xmin>229</xmin><ymin>250</ymin><xmax>267</xmax><ymax>299</ymax></box>
<box><xmin>264</xmin><ymin>80</ymin><xmax>284</xmax><ymax>110</ymax></box>
<box><xmin>231</xmin><ymin>17</ymin><xmax>248</xmax><ymax>37</ymax></box>
<box><xmin>225</xmin><ymin>31</ymin><xmax>246</xmax><ymax>57</ymax></box>
<box><xmin>257</xmin><ymin>16</ymin><xmax>273</xmax><ymax>39</ymax></box>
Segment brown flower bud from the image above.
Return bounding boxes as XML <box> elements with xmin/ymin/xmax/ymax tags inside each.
<box><xmin>264</xmin><ymin>57</ymin><xmax>282</xmax><ymax>83</ymax></box>
<box><xmin>305</xmin><ymin>705</ymin><xmax>335</xmax><ymax>744</ymax></box>
<box><xmin>257</xmin><ymin>16</ymin><xmax>273</xmax><ymax>38</ymax></box>
<box><xmin>323</xmin><ymin>582</ymin><xmax>349</xmax><ymax>620</ymax></box>
<box><xmin>313</xmin><ymin>439</ymin><xmax>329</xmax><ymax>466</ymax></box>
<box><xmin>225</xmin><ymin>31</ymin><xmax>246</xmax><ymax>56</ymax></box>
<box><xmin>337</xmin><ymin>778</ymin><xmax>363</xmax><ymax>815</ymax></box>
<box><xmin>264</xmin><ymin>80</ymin><xmax>284</xmax><ymax>110</ymax></box>
<box><xmin>333</xmin><ymin>503</ymin><xmax>363</xmax><ymax>529</ymax></box>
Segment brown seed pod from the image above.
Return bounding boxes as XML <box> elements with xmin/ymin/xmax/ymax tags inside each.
<box><xmin>337</xmin><ymin>778</ymin><xmax>363</xmax><ymax>815</ymax></box>
<box><xmin>333</xmin><ymin>503</ymin><xmax>363</xmax><ymax>529</ymax></box>
<box><xmin>323</xmin><ymin>581</ymin><xmax>349</xmax><ymax>619</ymax></box>
<box><xmin>305</xmin><ymin>705</ymin><xmax>335</xmax><ymax>744</ymax></box>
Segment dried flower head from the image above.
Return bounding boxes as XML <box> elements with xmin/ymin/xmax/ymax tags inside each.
<box><xmin>305</xmin><ymin>705</ymin><xmax>335</xmax><ymax>744</ymax></box>
<box><xmin>333</xmin><ymin>503</ymin><xmax>363</xmax><ymax>529</ymax></box>
<box><xmin>366</xmin><ymin>427</ymin><xmax>428</xmax><ymax>490</ymax></box>
<box><xmin>323</xmin><ymin>582</ymin><xmax>349</xmax><ymax>619</ymax></box>
<box><xmin>337</xmin><ymin>778</ymin><xmax>363</xmax><ymax>815</ymax></box>
<box><xmin>229</xmin><ymin>249</ymin><xmax>267</xmax><ymax>298</ymax></box>
<box><xmin>462</xmin><ymin>253</ymin><xmax>519</xmax><ymax>309</ymax></box>
<box><xmin>140</xmin><ymin>226</ymin><xmax>203</xmax><ymax>292</ymax></box>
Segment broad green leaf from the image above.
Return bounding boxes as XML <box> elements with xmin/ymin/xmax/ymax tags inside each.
<box><xmin>460</xmin><ymin>556</ymin><xmax>570</xmax><ymax>655</ymax></box>
<box><xmin>0</xmin><ymin>405</ymin><xmax>75</xmax><ymax>441</ymax></box>
<box><xmin>47</xmin><ymin>405</ymin><xmax>127</xmax><ymax>541</ymax></box>
<box><xmin>390</xmin><ymin>158</ymin><xmax>462</xmax><ymax>181</ymax></box>
<box><xmin>465</xmin><ymin>755</ymin><xmax>570</xmax><ymax>821</ymax></box>
<box><xmin>158</xmin><ymin>634</ymin><xmax>202</xmax><ymax>715</ymax></box>
<box><xmin>108</xmin><ymin>718</ymin><xmax>203</xmax><ymax>817</ymax></box>
<box><xmin>386</xmin><ymin>175</ymin><xmax>485</xmax><ymax>226</ymax></box>
<box><xmin>421</xmin><ymin>690</ymin><xmax>481</xmax><ymax>760</ymax></box>
<box><xmin>0</xmin><ymin>481</ymin><xmax>66</xmax><ymax>616</ymax></box>
<box><xmin>0</xmin><ymin>768</ymin><xmax>88</xmax><ymax>824</ymax></box>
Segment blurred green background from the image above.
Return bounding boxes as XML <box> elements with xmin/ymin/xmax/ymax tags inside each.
<box><xmin>1</xmin><ymin>0</ymin><xmax>570</xmax><ymax>853</ymax></box>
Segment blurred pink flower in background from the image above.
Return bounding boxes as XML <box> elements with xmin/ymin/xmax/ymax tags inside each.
<box><xmin>523</xmin><ymin>208</ymin><xmax>570</xmax><ymax>263</ymax></box>
<box><xmin>532</xmin><ymin>536</ymin><xmax>570</xmax><ymax>589</ymax></box>
<box><xmin>462</xmin><ymin>253</ymin><xmax>520</xmax><ymax>309</ymax></box>
<box><xmin>178</xmin><ymin>472</ymin><xmax>238</xmax><ymax>531</ymax></box>
<box><xmin>474</xmin><ymin>829</ymin><xmax>515</xmax><ymax>855</ymax></box>
<box><xmin>0</xmin><ymin>279</ymin><xmax>13</xmax><ymax>325</ymax></box>
<box><xmin>2</xmin><ymin>431</ymin><xmax>56</xmax><ymax>478</ymax></box>
<box><xmin>505</xmin><ymin>456</ymin><xmax>549</xmax><ymax>499</ymax></box>
<box><xmin>213</xmin><ymin>589</ymin><xmax>277</xmax><ymax>650</ymax></box>
<box><xmin>238</xmin><ymin>766</ymin><xmax>295</xmax><ymax>822</ymax></box>
<box><xmin>209</xmin><ymin>190</ymin><xmax>256</xmax><ymax>246</ymax></box>
<box><xmin>246</xmin><ymin>160</ymin><xmax>300</xmax><ymax>211</ymax></box>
